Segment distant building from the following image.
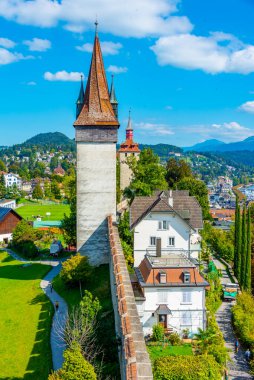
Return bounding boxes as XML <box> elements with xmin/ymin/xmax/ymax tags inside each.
<box><xmin>0</xmin><ymin>199</ymin><xmax>16</xmax><ymax>209</ymax></box>
<box><xmin>118</xmin><ymin>112</ymin><xmax>140</xmax><ymax>192</ymax></box>
<box><xmin>0</xmin><ymin>208</ymin><xmax>22</xmax><ymax>243</ymax></box>
<box><xmin>2</xmin><ymin>173</ymin><xmax>22</xmax><ymax>189</ymax></box>
<box><xmin>54</xmin><ymin>165</ymin><xmax>65</xmax><ymax>176</ymax></box>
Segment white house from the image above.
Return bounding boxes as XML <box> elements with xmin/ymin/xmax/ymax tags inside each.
<box><xmin>130</xmin><ymin>190</ymin><xmax>203</xmax><ymax>267</ymax></box>
<box><xmin>130</xmin><ymin>190</ymin><xmax>208</xmax><ymax>336</ymax></box>
<box><xmin>0</xmin><ymin>199</ymin><xmax>16</xmax><ymax>209</ymax></box>
<box><xmin>3</xmin><ymin>173</ymin><xmax>22</xmax><ymax>189</ymax></box>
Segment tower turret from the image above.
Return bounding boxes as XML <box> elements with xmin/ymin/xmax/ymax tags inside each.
<box><xmin>126</xmin><ymin>110</ymin><xmax>133</xmax><ymax>140</ymax></box>
<box><xmin>109</xmin><ymin>75</ymin><xmax>118</xmax><ymax>119</ymax></box>
<box><xmin>74</xmin><ymin>22</ymin><xmax>119</xmax><ymax>265</ymax></box>
<box><xmin>76</xmin><ymin>75</ymin><xmax>85</xmax><ymax>118</ymax></box>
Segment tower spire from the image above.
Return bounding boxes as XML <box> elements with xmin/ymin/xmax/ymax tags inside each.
<box><xmin>76</xmin><ymin>74</ymin><xmax>85</xmax><ymax>118</ymax></box>
<box><xmin>126</xmin><ymin>109</ymin><xmax>133</xmax><ymax>139</ymax></box>
<box><xmin>109</xmin><ymin>75</ymin><xmax>118</xmax><ymax>119</ymax></box>
<box><xmin>74</xmin><ymin>28</ymin><xmax>119</xmax><ymax>127</ymax></box>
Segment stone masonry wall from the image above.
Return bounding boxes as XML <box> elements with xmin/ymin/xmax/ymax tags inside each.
<box><xmin>108</xmin><ymin>215</ymin><xmax>153</xmax><ymax>380</ymax></box>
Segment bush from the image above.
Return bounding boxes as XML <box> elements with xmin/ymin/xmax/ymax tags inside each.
<box><xmin>153</xmin><ymin>355</ymin><xmax>222</xmax><ymax>380</ymax></box>
<box><xmin>168</xmin><ymin>332</ymin><xmax>181</xmax><ymax>346</ymax></box>
<box><xmin>12</xmin><ymin>220</ymin><xmax>39</xmax><ymax>258</ymax></box>
<box><xmin>152</xmin><ymin>324</ymin><xmax>164</xmax><ymax>342</ymax></box>
<box><xmin>232</xmin><ymin>292</ymin><xmax>254</xmax><ymax>346</ymax></box>
<box><xmin>48</xmin><ymin>342</ymin><xmax>97</xmax><ymax>380</ymax></box>
<box><xmin>60</xmin><ymin>254</ymin><xmax>92</xmax><ymax>287</ymax></box>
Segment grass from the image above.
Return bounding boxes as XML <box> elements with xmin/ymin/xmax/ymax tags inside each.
<box><xmin>52</xmin><ymin>263</ymin><xmax>120</xmax><ymax>378</ymax></box>
<box><xmin>0</xmin><ymin>251</ymin><xmax>54</xmax><ymax>380</ymax></box>
<box><xmin>17</xmin><ymin>204</ymin><xmax>70</xmax><ymax>221</ymax></box>
<box><xmin>147</xmin><ymin>344</ymin><xmax>193</xmax><ymax>361</ymax></box>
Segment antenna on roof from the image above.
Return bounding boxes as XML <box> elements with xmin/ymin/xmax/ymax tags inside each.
<box><xmin>95</xmin><ymin>19</ymin><xmax>98</xmax><ymax>36</ymax></box>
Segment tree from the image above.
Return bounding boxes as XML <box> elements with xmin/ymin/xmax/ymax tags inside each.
<box><xmin>50</xmin><ymin>156</ymin><xmax>59</xmax><ymax>171</ymax></box>
<box><xmin>60</xmin><ymin>254</ymin><xmax>92</xmax><ymax>287</ymax></box>
<box><xmin>80</xmin><ymin>290</ymin><xmax>102</xmax><ymax>325</ymax></box>
<box><xmin>165</xmin><ymin>157</ymin><xmax>193</xmax><ymax>188</ymax></box>
<box><xmin>12</xmin><ymin>220</ymin><xmax>38</xmax><ymax>258</ymax></box>
<box><xmin>62</xmin><ymin>177</ymin><xmax>76</xmax><ymax>246</ymax></box>
<box><xmin>176</xmin><ymin>177</ymin><xmax>210</xmax><ymax>219</ymax></box>
<box><xmin>32</xmin><ymin>183</ymin><xmax>44</xmax><ymax>200</ymax></box>
<box><xmin>51</xmin><ymin>180</ymin><xmax>61</xmax><ymax>200</ymax></box>
<box><xmin>234</xmin><ymin>197</ymin><xmax>240</xmax><ymax>277</ymax></box>
<box><xmin>240</xmin><ymin>204</ymin><xmax>247</xmax><ymax>287</ymax></box>
<box><xmin>0</xmin><ymin>159</ymin><xmax>6</xmax><ymax>172</ymax></box>
<box><xmin>244</xmin><ymin>207</ymin><xmax>252</xmax><ymax>291</ymax></box>
<box><xmin>0</xmin><ymin>174</ymin><xmax>6</xmax><ymax>198</ymax></box>
<box><xmin>126</xmin><ymin>148</ymin><xmax>167</xmax><ymax>197</ymax></box>
<box><xmin>48</xmin><ymin>342</ymin><xmax>97</xmax><ymax>380</ymax></box>
<box><xmin>236</xmin><ymin>204</ymin><xmax>242</xmax><ymax>282</ymax></box>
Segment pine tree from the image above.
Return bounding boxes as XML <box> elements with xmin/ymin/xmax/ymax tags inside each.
<box><xmin>240</xmin><ymin>203</ymin><xmax>247</xmax><ymax>287</ymax></box>
<box><xmin>236</xmin><ymin>203</ymin><xmax>242</xmax><ymax>281</ymax></box>
<box><xmin>234</xmin><ymin>196</ymin><xmax>239</xmax><ymax>277</ymax></box>
<box><xmin>244</xmin><ymin>207</ymin><xmax>252</xmax><ymax>291</ymax></box>
<box><xmin>0</xmin><ymin>174</ymin><xmax>6</xmax><ymax>198</ymax></box>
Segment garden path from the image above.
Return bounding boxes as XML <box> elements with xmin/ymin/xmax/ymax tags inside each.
<box><xmin>213</xmin><ymin>258</ymin><xmax>253</xmax><ymax>379</ymax></box>
<box><xmin>4</xmin><ymin>249</ymin><xmax>68</xmax><ymax>371</ymax></box>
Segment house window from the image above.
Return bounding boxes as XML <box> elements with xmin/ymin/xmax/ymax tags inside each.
<box><xmin>182</xmin><ymin>292</ymin><xmax>192</xmax><ymax>304</ymax></box>
<box><xmin>168</xmin><ymin>237</ymin><xmax>175</xmax><ymax>246</ymax></box>
<box><xmin>181</xmin><ymin>311</ymin><xmax>192</xmax><ymax>326</ymax></box>
<box><xmin>159</xmin><ymin>272</ymin><xmax>167</xmax><ymax>284</ymax></box>
<box><xmin>158</xmin><ymin>291</ymin><xmax>167</xmax><ymax>303</ymax></box>
<box><xmin>158</xmin><ymin>220</ymin><xmax>168</xmax><ymax>230</ymax></box>
<box><xmin>150</xmin><ymin>236</ymin><xmax>156</xmax><ymax>246</ymax></box>
<box><xmin>183</xmin><ymin>271</ymin><xmax>191</xmax><ymax>283</ymax></box>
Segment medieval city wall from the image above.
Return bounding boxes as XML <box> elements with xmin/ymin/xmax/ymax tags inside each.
<box><xmin>108</xmin><ymin>215</ymin><xmax>153</xmax><ymax>380</ymax></box>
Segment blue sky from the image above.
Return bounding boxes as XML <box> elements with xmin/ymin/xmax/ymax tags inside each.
<box><xmin>0</xmin><ymin>0</ymin><xmax>254</xmax><ymax>147</ymax></box>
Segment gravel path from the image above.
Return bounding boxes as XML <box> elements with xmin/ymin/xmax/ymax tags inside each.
<box><xmin>213</xmin><ymin>258</ymin><xmax>253</xmax><ymax>379</ymax></box>
<box><xmin>3</xmin><ymin>249</ymin><xmax>68</xmax><ymax>371</ymax></box>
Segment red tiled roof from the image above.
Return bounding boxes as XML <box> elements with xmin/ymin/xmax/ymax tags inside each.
<box><xmin>118</xmin><ymin>139</ymin><xmax>140</xmax><ymax>153</ymax></box>
<box><xmin>137</xmin><ymin>256</ymin><xmax>208</xmax><ymax>287</ymax></box>
<box><xmin>74</xmin><ymin>35</ymin><xmax>119</xmax><ymax>127</ymax></box>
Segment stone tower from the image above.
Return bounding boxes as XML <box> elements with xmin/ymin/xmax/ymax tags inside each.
<box><xmin>118</xmin><ymin>112</ymin><xmax>140</xmax><ymax>192</ymax></box>
<box><xmin>74</xmin><ymin>28</ymin><xmax>120</xmax><ymax>265</ymax></box>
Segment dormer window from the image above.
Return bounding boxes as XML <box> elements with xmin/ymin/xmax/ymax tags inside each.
<box><xmin>159</xmin><ymin>272</ymin><xmax>167</xmax><ymax>284</ymax></box>
<box><xmin>158</xmin><ymin>220</ymin><xmax>168</xmax><ymax>230</ymax></box>
<box><xmin>183</xmin><ymin>271</ymin><xmax>191</xmax><ymax>283</ymax></box>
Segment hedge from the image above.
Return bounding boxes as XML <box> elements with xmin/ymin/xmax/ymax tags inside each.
<box><xmin>232</xmin><ymin>292</ymin><xmax>254</xmax><ymax>346</ymax></box>
<box><xmin>153</xmin><ymin>355</ymin><xmax>222</xmax><ymax>380</ymax></box>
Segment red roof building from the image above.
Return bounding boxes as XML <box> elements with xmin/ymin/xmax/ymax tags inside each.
<box><xmin>118</xmin><ymin>112</ymin><xmax>140</xmax><ymax>154</ymax></box>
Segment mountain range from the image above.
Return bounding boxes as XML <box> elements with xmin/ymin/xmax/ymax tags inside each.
<box><xmin>185</xmin><ymin>136</ymin><xmax>254</xmax><ymax>152</ymax></box>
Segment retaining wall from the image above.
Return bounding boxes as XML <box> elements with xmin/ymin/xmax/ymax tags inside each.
<box><xmin>108</xmin><ymin>215</ymin><xmax>153</xmax><ymax>380</ymax></box>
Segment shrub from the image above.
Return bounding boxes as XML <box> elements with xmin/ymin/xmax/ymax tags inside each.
<box><xmin>153</xmin><ymin>355</ymin><xmax>222</xmax><ymax>380</ymax></box>
<box><xmin>80</xmin><ymin>290</ymin><xmax>101</xmax><ymax>325</ymax></box>
<box><xmin>152</xmin><ymin>324</ymin><xmax>164</xmax><ymax>342</ymax></box>
<box><xmin>12</xmin><ymin>220</ymin><xmax>39</xmax><ymax>258</ymax></box>
<box><xmin>48</xmin><ymin>342</ymin><xmax>97</xmax><ymax>380</ymax></box>
<box><xmin>232</xmin><ymin>292</ymin><xmax>254</xmax><ymax>346</ymax></box>
<box><xmin>60</xmin><ymin>254</ymin><xmax>92</xmax><ymax>287</ymax></box>
<box><xmin>168</xmin><ymin>332</ymin><xmax>181</xmax><ymax>346</ymax></box>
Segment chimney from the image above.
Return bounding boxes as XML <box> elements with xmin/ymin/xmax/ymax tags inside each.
<box><xmin>168</xmin><ymin>190</ymin><xmax>173</xmax><ymax>207</ymax></box>
<box><xmin>156</xmin><ymin>238</ymin><xmax>162</xmax><ymax>257</ymax></box>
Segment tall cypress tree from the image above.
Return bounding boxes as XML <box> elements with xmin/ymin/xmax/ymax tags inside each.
<box><xmin>234</xmin><ymin>196</ymin><xmax>239</xmax><ymax>277</ymax></box>
<box><xmin>236</xmin><ymin>203</ymin><xmax>242</xmax><ymax>282</ymax></box>
<box><xmin>240</xmin><ymin>203</ymin><xmax>247</xmax><ymax>287</ymax></box>
<box><xmin>244</xmin><ymin>207</ymin><xmax>252</xmax><ymax>291</ymax></box>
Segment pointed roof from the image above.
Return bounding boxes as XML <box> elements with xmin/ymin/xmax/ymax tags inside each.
<box><xmin>109</xmin><ymin>75</ymin><xmax>118</xmax><ymax>104</ymax></box>
<box><xmin>74</xmin><ymin>34</ymin><xmax>119</xmax><ymax>127</ymax></box>
<box><xmin>126</xmin><ymin>110</ymin><xmax>132</xmax><ymax>130</ymax></box>
<box><xmin>76</xmin><ymin>76</ymin><xmax>85</xmax><ymax>105</ymax></box>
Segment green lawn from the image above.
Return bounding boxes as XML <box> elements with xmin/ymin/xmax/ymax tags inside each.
<box><xmin>0</xmin><ymin>251</ymin><xmax>53</xmax><ymax>380</ymax></box>
<box><xmin>17</xmin><ymin>204</ymin><xmax>70</xmax><ymax>221</ymax></box>
<box><xmin>147</xmin><ymin>344</ymin><xmax>193</xmax><ymax>361</ymax></box>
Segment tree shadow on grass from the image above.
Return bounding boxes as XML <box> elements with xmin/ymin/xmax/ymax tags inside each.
<box><xmin>0</xmin><ymin>263</ymin><xmax>51</xmax><ymax>281</ymax></box>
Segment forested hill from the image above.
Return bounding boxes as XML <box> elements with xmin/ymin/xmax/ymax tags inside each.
<box><xmin>24</xmin><ymin>132</ymin><xmax>74</xmax><ymax>147</ymax></box>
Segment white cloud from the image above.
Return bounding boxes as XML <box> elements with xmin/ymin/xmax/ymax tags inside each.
<box><xmin>44</xmin><ymin>70</ymin><xmax>84</xmax><ymax>82</ymax></box>
<box><xmin>0</xmin><ymin>0</ymin><xmax>192</xmax><ymax>37</ymax></box>
<box><xmin>23</xmin><ymin>38</ymin><xmax>51</xmax><ymax>51</ymax></box>
<box><xmin>107</xmin><ymin>65</ymin><xmax>128</xmax><ymax>74</ymax></box>
<box><xmin>0</xmin><ymin>37</ymin><xmax>16</xmax><ymax>48</ymax></box>
<box><xmin>151</xmin><ymin>33</ymin><xmax>254</xmax><ymax>74</ymax></box>
<box><xmin>239</xmin><ymin>101</ymin><xmax>254</xmax><ymax>114</ymax></box>
<box><xmin>27</xmin><ymin>81</ymin><xmax>37</xmax><ymax>86</ymax></box>
<box><xmin>0</xmin><ymin>47</ymin><xmax>31</xmax><ymax>65</ymax></box>
<box><xmin>136</xmin><ymin>122</ymin><xmax>174</xmax><ymax>136</ymax></box>
<box><xmin>180</xmin><ymin>121</ymin><xmax>253</xmax><ymax>142</ymax></box>
<box><xmin>77</xmin><ymin>41</ymin><xmax>122</xmax><ymax>55</ymax></box>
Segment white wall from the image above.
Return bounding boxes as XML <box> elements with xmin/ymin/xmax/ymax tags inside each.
<box><xmin>133</xmin><ymin>212</ymin><xmax>192</xmax><ymax>266</ymax></box>
<box><xmin>0</xmin><ymin>233</ymin><xmax>12</xmax><ymax>243</ymax></box>
<box><xmin>139</xmin><ymin>287</ymin><xmax>205</xmax><ymax>336</ymax></box>
<box><xmin>76</xmin><ymin>142</ymin><xmax>116</xmax><ymax>265</ymax></box>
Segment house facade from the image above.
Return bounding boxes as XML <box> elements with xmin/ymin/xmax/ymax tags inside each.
<box><xmin>130</xmin><ymin>190</ymin><xmax>203</xmax><ymax>267</ymax></box>
<box><xmin>3</xmin><ymin>173</ymin><xmax>22</xmax><ymax>189</ymax></box>
<box><xmin>0</xmin><ymin>208</ymin><xmax>22</xmax><ymax>243</ymax></box>
<box><xmin>130</xmin><ymin>190</ymin><xmax>208</xmax><ymax>336</ymax></box>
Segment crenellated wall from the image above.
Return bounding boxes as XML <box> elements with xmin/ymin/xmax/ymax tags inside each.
<box><xmin>108</xmin><ymin>215</ymin><xmax>153</xmax><ymax>380</ymax></box>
